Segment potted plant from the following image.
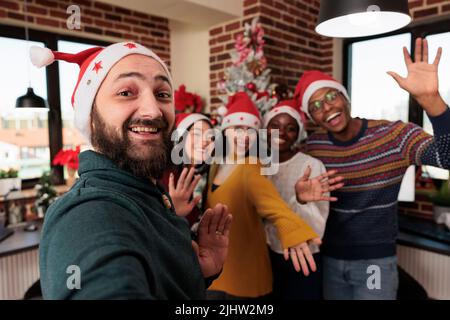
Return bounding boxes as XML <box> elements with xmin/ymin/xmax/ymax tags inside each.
<box><xmin>431</xmin><ymin>171</ymin><xmax>450</xmax><ymax>224</ymax></box>
<box><xmin>0</xmin><ymin>168</ymin><xmax>21</xmax><ymax>196</ymax></box>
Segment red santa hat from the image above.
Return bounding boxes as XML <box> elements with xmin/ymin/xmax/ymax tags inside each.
<box><xmin>221</xmin><ymin>92</ymin><xmax>261</xmax><ymax>130</ymax></box>
<box><xmin>175</xmin><ymin>113</ymin><xmax>211</xmax><ymax>137</ymax></box>
<box><xmin>294</xmin><ymin>70</ymin><xmax>350</xmax><ymax>120</ymax></box>
<box><xmin>263</xmin><ymin>99</ymin><xmax>304</xmax><ymax>144</ymax></box>
<box><xmin>29</xmin><ymin>42</ymin><xmax>172</xmax><ymax>143</ymax></box>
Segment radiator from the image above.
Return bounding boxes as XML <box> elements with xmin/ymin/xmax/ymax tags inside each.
<box><xmin>397</xmin><ymin>245</ymin><xmax>450</xmax><ymax>300</ymax></box>
<box><xmin>0</xmin><ymin>249</ymin><xmax>40</xmax><ymax>300</ymax></box>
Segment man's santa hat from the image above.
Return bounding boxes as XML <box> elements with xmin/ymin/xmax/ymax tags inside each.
<box><xmin>29</xmin><ymin>42</ymin><xmax>172</xmax><ymax>142</ymax></box>
<box><xmin>294</xmin><ymin>70</ymin><xmax>350</xmax><ymax>120</ymax></box>
<box><xmin>263</xmin><ymin>99</ymin><xmax>305</xmax><ymax>144</ymax></box>
<box><xmin>221</xmin><ymin>92</ymin><xmax>261</xmax><ymax>130</ymax></box>
<box><xmin>175</xmin><ymin>113</ymin><xmax>211</xmax><ymax>139</ymax></box>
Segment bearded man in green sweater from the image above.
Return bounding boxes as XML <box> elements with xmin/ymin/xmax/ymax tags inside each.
<box><xmin>30</xmin><ymin>42</ymin><xmax>232</xmax><ymax>299</ymax></box>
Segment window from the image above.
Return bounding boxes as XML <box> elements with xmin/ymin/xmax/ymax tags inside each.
<box><xmin>348</xmin><ymin>33</ymin><xmax>411</xmax><ymax>122</ymax></box>
<box><xmin>0</xmin><ymin>37</ymin><xmax>49</xmax><ymax>180</ymax></box>
<box><xmin>345</xmin><ymin>20</ymin><xmax>450</xmax><ymax>180</ymax></box>
<box><xmin>0</xmin><ymin>25</ymin><xmax>109</xmax><ymax>187</ymax></box>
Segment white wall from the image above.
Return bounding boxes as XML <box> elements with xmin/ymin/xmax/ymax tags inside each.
<box><xmin>170</xmin><ymin>20</ymin><xmax>210</xmax><ymax>112</ymax></box>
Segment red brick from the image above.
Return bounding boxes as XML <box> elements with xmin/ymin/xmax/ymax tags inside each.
<box><xmin>409</xmin><ymin>0</ymin><xmax>424</xmax><ymax>7</ymax></box>
<box><xmin>122</xmin><ymin>17</ymin><xmax>139</xmax><ymax>25</ymax></box>
<box><xmin>105</xmin><ymin>13</ymin><xmax>121</xmax><ymax>22</ymax></box>
<box><xmin>34</xmin><ymin>0</ymin><xmax>58</xmax><ymax>7</ymax></box>
<box><xmin>260</xmin><ymin>0</ymin><xmax>273</xmax><ymax>5</ymax></box>
<box><xmin>426</xmin><ymin>0</ymin><xmax>446</xmax><ymax>4</ymax></box>
<box><xmin>94</xmin><ymin>2</ymin><xmax>113</xmax><ymax>12</ymax></box>
<box><xmin>27</xmin><ymin>5</ymin><xmax>47</xmax><ymax>15</ymax></box>
<box><xmin>225</xmin><ymin>21</ymin><xmax>241</xmax><ymax>32</ymax></box>
<box><xmin>36</xmin><ymin>17</ymin><xmax>59</xmax><ymax>27</ymax></box>
<box><xmin>413</xmin><ymin>7</ymin><xmax>438</xmax><ymax>18</ymax></box>
<box><xmin>260</xmin><ymin>4</ymin><xmax>281</xmax><ymax>19</ymax></box>
<box><xmin>210</xmin><ymin>45</ymin><xmax>224</xmax><ymax>54</ymax></box>
<box><xmin>420</xmin><ymin>204</ymin><xmax>433</xmax><ymax>212</ymax></box>
<box><xmin>84</xmin><ymin>26</ymin><xmax>103</xmax><ymax>35</ymax></box>
<box><xmin>84</xmin><ymin>8</ymin><xmax>103</xmax><ymax>18</ymax></box>
<box><xmin>217</xmin><ymin>34</ymin><xmax>232</xmax><ymax>43</ymax></box>
<box><xmin>139</xmin><ymin>36</ymin><xmax>153</xmax><ymax>43</ymax></box>
<box><xmin>151</xmin><ymin>16</ymin><xmax>167</xmax><ymax>23</ymax></box>
<box><xmin>82</xmin><ymin>16</ymin><xmax>93</xmax><ymax>25</ymax></box>
<box><xmin>49</xmin><ymin>10</ymin><xmax>67</xmax><ymax>20</ymax></box>
<box><xmin>0</xmin><ymin>9</ymin><xmax>6</xmax><ymax>18</ymax></box>
<box><xmin>123</xmin><ymin>34</ymin><xmax>139</xmax><ymax>42</ymax></box>
<box><xmin>105</xmin><ymin>30</ymin><xmax>122</xmax><ymax>38</ymax></box>
<box><xmin>133</xmin><ymin>26</ymin><xmax>149</xmax><ymax>35</ymax></box>
<box><xmin>133</xmin><ymin>11</ymin><xmax>149</xmax><ymax>19</ymax></box>
<box><xmin>244</xmin><ymin>6</ymin><xmax>259</xmax><ymax>16</ymax></box>
<box><xmin>115</xmin><ymin>23</ymin><xmax>131</xmax><ymax>32</ymax></box>
<box><xmin>94</xmin><ymin>19</ymin><xmax>113</xmax><ymax>28</ymax></box>
<box><xmin>443</xmin><ymin>3</ymin><xmax>450</xmax><ymax>12</ymax></box>
<box><xmin>71</xmin><ymin>0</ymin><xmax>91</xmax><ymax>7</ymax></box>
<box><xmin>0</xmin><ymin>0</ymin><xmax>19</xmax><ymax>10</ymax></box>
<box><xmin>151</xmin><ymin>31</ymin><xmax>165</xmax><ymax>38</ymax></box>
<box><xmin>7</xmin><ymin>11</ymin><xmax>33</xmax><ymax>22</ymax></box>
<box><xmin>244</xmin><ymin>0</ymin><xmax>258</xmax><ymax>6</ymax></box>
<box><xmin>210</xmin><ymin>26</ymin><xmax>223</xmax><ymax>36</ymax></box>
<box><xmin>115</xmin><ymin>6</ymin><xmax>131</xmax><ymax>15</ymax></box>
<box><xmin>274</xmin><ymin>1</ymin><xmax>287</xmax><ymax>11</ymax></box>
<box><xmin>225</xmin><ymin>42</ymin><xmax>235</xmax><ymax>50</ymax></box>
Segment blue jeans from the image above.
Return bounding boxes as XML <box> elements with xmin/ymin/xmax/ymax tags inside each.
<box><xmin>323</xmin><ymin>255</ymin><xmax>398</xmax><ymax>300</ymax></box>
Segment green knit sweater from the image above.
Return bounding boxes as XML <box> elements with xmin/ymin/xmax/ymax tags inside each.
<box><xmin>40</xmin><ymin>150</ymin><xmax>206</xmax><ymax>299</ymax></box>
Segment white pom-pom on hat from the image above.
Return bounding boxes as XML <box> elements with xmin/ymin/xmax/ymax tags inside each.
<box><xmin>217</xmin><ymin>106</ymin><xmax>228</xmax><ymax>116</ymax></box>
<box><xmin>30</xmin><ymin>46</ymin><xmax>55</xmax><ymax>68</ymax></box>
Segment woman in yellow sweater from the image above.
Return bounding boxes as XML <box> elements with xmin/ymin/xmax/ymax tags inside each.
<box><xmin>206</xmin><ymin>92</ymin><xmax>323</xmax><ymax>299</ymax></box>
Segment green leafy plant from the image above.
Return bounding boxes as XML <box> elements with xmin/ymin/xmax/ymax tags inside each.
<box><xmin>431</xmin><ymin>172</ymin><xmax>450</xmax><ymax>207</ymax></box>
<box><xmin>34</xmin><ymin>171</ymin><xmax>58</xmax><ymax>213</ymax></box>
<box><xmin>0</xmin><ymin>168</ymin><xmax>19</xmax><ymax>179</ymax></box>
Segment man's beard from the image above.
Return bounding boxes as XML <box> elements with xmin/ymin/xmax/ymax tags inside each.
<box><xmin>90</xmin><ymin>106</ymin><xmax>173</xmax><ymax>180</ymax></box>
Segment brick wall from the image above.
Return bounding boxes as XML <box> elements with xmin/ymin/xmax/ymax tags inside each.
<box><xmin>409</xmin><ymin>0</ymin><xmax>450</xmax><ymax>19</ymax></box>
<box><xmin>0</xmin><ymin>0</ymin><xmax>170</xmax><ymax>63</ymax></box>
<box><xmin>209</xmin><ymin>0</ymin><xmax>331</xmax><ymax>109</ymax></box>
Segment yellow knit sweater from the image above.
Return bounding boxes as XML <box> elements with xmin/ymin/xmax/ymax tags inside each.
<box><xmin>207</xmin><ymin>161</ymin><xmax>318</xmax><ymax>298</ymax></box>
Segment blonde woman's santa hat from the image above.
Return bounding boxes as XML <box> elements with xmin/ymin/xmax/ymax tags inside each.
<box><xmin>221</xmin><ymin>92</ymin><xmax>261</xmax><ymax>130</ymax></box>
<box><xmin>30</xmin><ymin>42</ymin><xmax>172</xmax><ymax>142</ymax></box>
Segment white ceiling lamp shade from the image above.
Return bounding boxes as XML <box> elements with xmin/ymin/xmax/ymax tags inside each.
<box><xmin>315</xmin><ymin>0</ymin><xmax>412</xmax><ymax>38</ymax></box>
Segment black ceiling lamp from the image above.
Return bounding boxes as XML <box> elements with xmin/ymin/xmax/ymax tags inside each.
<box><xmin>315</xmin><ymin>0</ymin><xmax>411</xmax><ymax>38</ymax></box>
<box><xmin>15</xmin><ymin>0</ymin><xmax>48</xmax><ymax>110</ymax></box>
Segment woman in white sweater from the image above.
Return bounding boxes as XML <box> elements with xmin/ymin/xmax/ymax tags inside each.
<box><xmin>263</xmin><ymin>99</ymin><xmax>329</xmax><ymax>300</ymax></box>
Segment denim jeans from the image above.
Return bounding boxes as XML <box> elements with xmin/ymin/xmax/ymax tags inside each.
<box><xmin>323</xmin><ymin>255</ymin><xmax>398</xmax><ymax>300</ymax></box>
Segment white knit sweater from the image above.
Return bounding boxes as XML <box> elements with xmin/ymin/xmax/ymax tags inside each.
<box><xmin>265</xmin><ymin>152</ymin><xmax>329</xmax><ymax>254</ymax></box>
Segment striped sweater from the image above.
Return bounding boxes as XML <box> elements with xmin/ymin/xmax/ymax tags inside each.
<box><xmin>306</xmin><ymin>108</ymin><xmax>450</xmax><ymax>260</ymax></box>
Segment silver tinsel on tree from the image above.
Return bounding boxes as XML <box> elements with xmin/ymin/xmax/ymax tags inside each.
<box><xmin>216</xmin><ymin>17</ymin><xmax>278</xmax><ymax>122</ymax></box>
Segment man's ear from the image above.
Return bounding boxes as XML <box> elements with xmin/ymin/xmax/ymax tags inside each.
<box><xmin>90</xmin><ymin>103</ymin><xmax>96</xmax><ymax>131</ymax></box>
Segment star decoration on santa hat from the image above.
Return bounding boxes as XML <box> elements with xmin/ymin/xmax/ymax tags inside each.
<box><xmin>124</xmin><ymin>43</ymin><xmax>137</xmax><ymax>49</ymax></box>
<box><xmin>92</xmin><ymin>61</ymin><xmax>103</xmax><ymax>74</ymax></box>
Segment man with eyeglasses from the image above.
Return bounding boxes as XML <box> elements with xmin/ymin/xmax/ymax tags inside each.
<box><xmin>294</xmin><ymin>38</ymin><xmax>450</xmax><ymax>300</ymax></box>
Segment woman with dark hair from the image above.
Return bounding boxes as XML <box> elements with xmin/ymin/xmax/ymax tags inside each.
<box><xmin>160</xmin><ymin>113</ymin><xmax>215</xmax><ymax>230</ymax></box>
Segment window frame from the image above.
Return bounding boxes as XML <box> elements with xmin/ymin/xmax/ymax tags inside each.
<box><xmin>343</xmin><ymin>17</ymin><xmax>450</xmax><ymax>126</ymax></box>
<box><xmin>0</xmin><ymin>24</ymin><xmax>110</xmax><ymax>188</ymax></box>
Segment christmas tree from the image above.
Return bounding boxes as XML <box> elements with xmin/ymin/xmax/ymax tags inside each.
<box><xmin>216</xmin><ymin>17</ymin><xmax>279</xmax><ymax>122</ymax></box>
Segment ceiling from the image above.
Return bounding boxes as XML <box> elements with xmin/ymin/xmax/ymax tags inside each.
<box><xmin>97</xmin><ymin>0</ymin><xmax>243</xmax><ymax>26</ymax></box>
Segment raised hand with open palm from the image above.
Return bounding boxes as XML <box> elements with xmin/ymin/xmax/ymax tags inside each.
<box><xmin>387</xmin><ymin>37</ymin><xmax>447</xmax><ymax>117</ymax></box>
